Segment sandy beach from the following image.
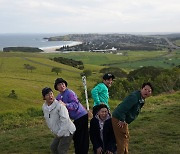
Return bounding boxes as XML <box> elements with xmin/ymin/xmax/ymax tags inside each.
<box><xmin>40</xmin><ymin>41</ymin><xmax>82</xmax><ymax>53</ymax></box>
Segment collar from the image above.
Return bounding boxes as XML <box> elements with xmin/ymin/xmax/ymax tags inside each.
<box><xmin>95</xmin><ymin>113</ymin><xmax>111</xmax><ymax>122</ymax></box>
<box><xmin>45</xmin><ymin>99</ymin><xmax>58</xmax><ymax>111</ymax></box>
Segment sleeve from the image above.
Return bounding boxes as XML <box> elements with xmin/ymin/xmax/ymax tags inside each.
<box><xmin>91</xmin><ymin>84</ymin><xmax>102</xmax><ymax>105</ymax></box>
<box><xmin>65</xmin><ymin>90</ymin><xmax>79</xmax><ymax>111</ymax></box>
<box><xmin>103</xmin><ymin>119</ymin><xmax>117</xmax><ymax>153</ymax></box>
<box><xmin>116</xmin><ymin>94</ymin><xmax>138</xmax><ymax>122</ymax></box>
<box><xmin>56</xmin><ymin>94</ymin><xmax>61</xmax><ymax>101</ymax></box>
<box><xmin>89</xmin><ymin>118</ymin><xmax>103</xmax><ymax>150</ymax></box>
<box><xmin>57</xmin><ymin>104</ymin><xmax>73</xmax><ymax>137</ymax></box>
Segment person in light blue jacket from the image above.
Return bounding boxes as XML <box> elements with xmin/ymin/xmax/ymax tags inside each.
<box><xmin>42</xmin><ymin>87</ymin><xmax>76</xmax><ymax>154</ymax></box>
<box><xmin>91</xmin><ymin>73</ymin><xmax>115</xmax><ymax>116</ymax></box>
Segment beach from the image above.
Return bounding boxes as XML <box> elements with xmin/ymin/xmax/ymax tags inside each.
<box><xmin>0</xmin><ymin>33</ymin><xmax>83</xmax><ymax>53</ymax></box>
<box><xmin>40</xmin><ymin>41</ymin><xmax>82</xmax><ymax>53</ymax></box>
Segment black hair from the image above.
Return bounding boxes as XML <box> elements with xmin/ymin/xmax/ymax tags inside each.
<box><xmin>96</xmin><ymin>104</ymin><xmax>109</xmax><ymax>112</ymax></box>
<box><xmin>103</xmin><ymin>73</ymin><xmax>115</xmax><ymax>80</ymax></box>
<box><xmin>142</xmin><ymin>82</ymin><xmax>153</xmax><ymax>92</ymax></box>
<box><xmin>42</xmin><ymin>87</ymin><xmax>53</xmax><ymax>97</ymax></box>
<box><xmin>54</xmin><ymin>78</ymin><xmax>68</xmax><ymax>90</ymax></box>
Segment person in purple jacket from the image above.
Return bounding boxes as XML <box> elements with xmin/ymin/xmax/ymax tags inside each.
<box><xmin>54</xmin><ymin>78</ymin><xmax>89</xmax><ymax>154</ymax></box>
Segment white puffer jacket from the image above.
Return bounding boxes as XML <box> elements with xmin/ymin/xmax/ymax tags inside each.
<box><xmin>42</xmin><ymin>99</ymin><xmax>76</xmax><ymax>137</ymax></box>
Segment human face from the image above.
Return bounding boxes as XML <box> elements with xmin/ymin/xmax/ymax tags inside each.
<box><xmin>141</xmin><ymin>85</ymin><xmax>152</xmax><ymax>99</ymax></box>
<box><xmin>57</xmin><ymin>82</ymin><xmax>67</xmax><ymax>93</ymax></box>
<box><xmin>98</xmin><ymin>108</ymin><xmax>109</xmax><ymax>120</ymax></box>
<box><xmin>103</xmin><ymin>78</ymin><xmax>113</xmax><ymax>87</ymax></box>
<box><xmin>44</xmin><ymin>91</ymin><xmax>54</xmax><ymax>105</ymax></box>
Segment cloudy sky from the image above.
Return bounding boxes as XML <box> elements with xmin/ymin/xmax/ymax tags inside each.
<box><xmin>0</xmin><ymin>0</ymin><xmax>180</xmax><ymax>34</ymax></box>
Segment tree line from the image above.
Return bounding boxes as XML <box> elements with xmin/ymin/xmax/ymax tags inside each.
<box><xmin>80</xmin><ymin>66</ymin><xmax>180</xmax><ymax>101</ymax></box>
<box><xmin>50</xmin><ymin>57</ymin><xmax>84</xmax><ymax>70</ymax></box>
<box><xmin>3</xmin><ymin>47</ymin><xmax>43</xmax><ymax>52</ymax></box>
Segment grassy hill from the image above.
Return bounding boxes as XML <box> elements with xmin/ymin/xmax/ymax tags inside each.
<box><xmin>0</xmin><ymin>53</ymin><xmax>84</xmax><ymax>113</ymax></box>
<box><xmin>0</xmin><ymin>51</ymin><xmax>180</xmax><ymax>154</ymax></box>
<box><xmin>45</xmin><ymin>50</ymin><xmax>180</xmax><ymax>69</ymax></box>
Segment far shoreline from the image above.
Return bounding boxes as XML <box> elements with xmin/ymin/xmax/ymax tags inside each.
<box><xmin>40</xmin><ymin>41</ymin><xmax>82</xmax><ymax>53</ymax></box>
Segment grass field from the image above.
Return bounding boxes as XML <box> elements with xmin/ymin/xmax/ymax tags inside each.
<box><xmin>174</xmin><ymin>40</ymin><xmax>180</xmax><ymax>46</ymax></box>
<box><xmin>0</xmin><ymin>92</ymin><xmax>179</xmax><ymax>154</ymax></box>
<box><xmin>0</xmin><ymin>51</ymin><xmax>180</xmax><ymax>154</ymax></box>
<box><xmin>45</xmin><ymin>50</ymin><xmax>180</xmax><ymax>69</ymax></box>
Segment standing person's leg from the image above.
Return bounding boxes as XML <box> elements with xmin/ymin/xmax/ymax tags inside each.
<box><xmin>73</xmin><ymin>114</ymin><xmax>89</xmax><ymax>154</ymax></box>
<box><xmin>57</xmin><ymin>134</ymin><xmax>73</xmax><ymax>154</ymax></box>
<box><xmin>51</xmin><ymin>137</ymin><xmax>60</xmax><ymax>154</ymax></box>
<box><xmin>112</xmin><ymin>117</ymin><xmax>129</xmax><ymax>154</ymax></box>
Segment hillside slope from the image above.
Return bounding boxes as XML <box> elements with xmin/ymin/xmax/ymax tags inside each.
<box><xmin>0</xmin><ymin>52</ymin><xmax>179</xmax><ymax>153</ymax></box>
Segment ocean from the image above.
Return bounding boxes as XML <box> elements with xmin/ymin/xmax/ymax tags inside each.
<box><xmin>0</xmin><ymin>33</ymin><xmax>79</xmax><ymax>52</ymax></box>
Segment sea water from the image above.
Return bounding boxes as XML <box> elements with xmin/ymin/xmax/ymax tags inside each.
<box><xmin>0</xmin><ymin>33</ymin><xmax>79</xmax><ymax>52</ymax></box>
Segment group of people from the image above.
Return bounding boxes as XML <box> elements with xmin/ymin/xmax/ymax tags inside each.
<box><xmin>42</xmin><ymin>73</ymin><xmax>153</xmax><ymax>154</ymax></box>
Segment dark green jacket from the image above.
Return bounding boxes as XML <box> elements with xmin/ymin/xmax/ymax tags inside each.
<box><xmin>112</xmin><ymin>90</ymin><xmax>145</xmax><ymax>124</ymax></box>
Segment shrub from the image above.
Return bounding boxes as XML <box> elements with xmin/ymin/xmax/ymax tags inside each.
<box><xmin>127</xmin><ymin>66</ymin><xmax>165</xmax><ymax>81</ymax></box>
<box><xmin>99</xmin><ymin>67</ymin><xmax>127</xmax><ymax>78</ymax></box>
<box><xmin>80</xmin><ymin>69</ymin><xmax>92</xmax><ymax>78</ymax></box>
<box><xmin>51</xmin><ymin>67</ymin><xmax>61</xmax><ymax>75</ymax></box>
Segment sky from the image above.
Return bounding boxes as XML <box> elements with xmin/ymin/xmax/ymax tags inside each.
<box><xmin>0</xmin><ymin>0</ymin><xmax>180</xmax><ymax>34</ymax></box>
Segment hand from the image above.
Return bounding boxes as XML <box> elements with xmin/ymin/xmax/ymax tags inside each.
<box><xmin>117</xmin><ymin>120</ymin><xmax>127</xmax><ymax>128</ymax></box>
<box><xmin>88</xmin><ymin>110</ymin><xmax>93</xmax><ymax>120</ymax></box>
<box><xmin>97</xmin><ymin>147</ymin><xmax>103</xmax><ymax>154</ymax></box>
<box><xmin>106</xmin><ymin>150</ymin><xmax>113</xmax><ymax>154</ymax></box>
<box><xmin>55</xmin><ymin>135</ymin><xmax>61</xmax><ymax>138</ymax></box>
<box><xmin>59</xmin><ymin>100</ymin><xmax>66</xmax><ymax>106</ymax></box>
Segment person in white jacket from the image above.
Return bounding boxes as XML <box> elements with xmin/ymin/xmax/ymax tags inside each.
<box><xmin>42</xmin><ymin>87</ymin><xmax>76</xmax><ymax>154</ymax></box>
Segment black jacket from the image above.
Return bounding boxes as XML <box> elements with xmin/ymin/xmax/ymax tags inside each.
<box><xmin>90</xmin><ymin>116</ymin><xmax>116</xmax><ymax>153</ymax></box>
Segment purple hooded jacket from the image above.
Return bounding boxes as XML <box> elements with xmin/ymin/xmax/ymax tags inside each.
<box><xmin>56</xmin><ymin>89</ymin><xmax>87</xmax><ymax>120</ymax></box>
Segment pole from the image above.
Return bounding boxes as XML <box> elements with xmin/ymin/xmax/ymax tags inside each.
<box><xmin>82</xmin><ymin>75</ymin><xmax>89</xmax><ymax>111</ymax></box>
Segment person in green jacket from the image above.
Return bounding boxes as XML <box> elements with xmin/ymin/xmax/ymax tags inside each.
<box><xmin>91</xmin><ymin>73</ymin><xmax>115</xmax><ymax>116</ymax></box>
<box><xmin>112</xmin><ymin>82</ymin><xmax>153</xmax><ymax>154</ymax></box>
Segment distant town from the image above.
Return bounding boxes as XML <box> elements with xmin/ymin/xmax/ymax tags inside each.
<box><xmin>3</xmin><ymin>33</ymin><xmax>180</xmax><ymax>53</ymax></box>
<box><xmin>46</xmin><ymin>33</ymin><xmax>180</xmax><ymax>53</ymax></box>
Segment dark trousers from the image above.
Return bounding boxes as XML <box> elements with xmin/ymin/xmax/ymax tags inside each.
<box><xmin>51</xmin><ymin>134</ymin><xmax>73</xmax><ymax>154</ymax></box>
<box><xmin>73</xmin><ymin>114</ymin><xmax>89</xmax><ymax>154</ymax></box>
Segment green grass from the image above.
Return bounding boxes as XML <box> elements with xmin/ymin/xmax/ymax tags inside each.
<box><xmin>46</xmin><ymin>50</ymin><xmax>166</xmax><ymax>65</ymax></box>
<box><xmin>0</xmin><ymin>53</ymin><xmax>89</xmax><ymax>113</ymax></box>
<box><xmin>45</xmin><ymin>50</ymin><xmax>180</xmax><ymax>69</ymax></box>
<box><xmin>0</xmin><ymin>51</ymin><xmax>180</xmax><ymax>154</ymax></box>
<box><xmin>128</xmin><ymin>91</ymin><xmax>180</xmax><ymax>154</ymax></box>
<box><xmin>174</xmin><ymin>39</ymin><xmax>180</xmax><ymax>46</ymax></box>
<box><xmin>0</xmin><ymin>92</ymin><xmax>179</xmax><ymax>154</ymax></box>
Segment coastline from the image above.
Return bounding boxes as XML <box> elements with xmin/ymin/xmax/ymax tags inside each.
<box><xmin>40</xmin><ymin>41</ymin><xmax>82</xmax><ymax>53</ymax></box>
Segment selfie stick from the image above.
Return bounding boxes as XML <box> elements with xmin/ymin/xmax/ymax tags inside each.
<box><xmin>82</xmin><ymin>76</ymin><xmax>89</xmax><ymax>111</ymax></box>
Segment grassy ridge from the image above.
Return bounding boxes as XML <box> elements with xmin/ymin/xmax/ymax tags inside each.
<box><xmin>0</xmin><ymin>92</ymin><xmax>179</xmax><ymax>154</ymax></box>
<box><xmin>129</xmin><ymin>91</ymin><xmax>180</xmax><ymax>154</ymax></box>
<box><xmin>47</xmin><ymin>51</ymin><xmax>166</xmax><ymax>65</ymax></box>
<box><xmin>0</xmin><ymin>51</ymin><xmax>180</xmax><ymax>153</ymax></box>
<box><xmin>0</xmin><ymin>54</ymin><xmax>86</xmax><ymax>114</ymax></box>
<box><xmin>46</xmin><ymin>50</ymin><xmax>180</xmax><ymax>69</ymax></box>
